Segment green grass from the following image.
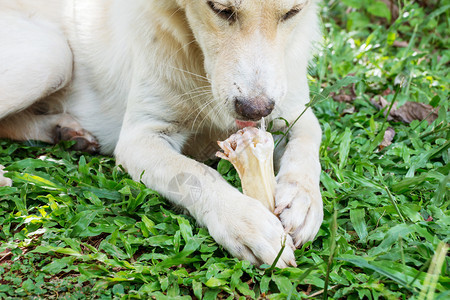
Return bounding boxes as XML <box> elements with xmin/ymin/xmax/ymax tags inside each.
<box><xmin>1</xmin><ymin>1</ymin><xmax>449</xmax><ymax>299</ymax></box>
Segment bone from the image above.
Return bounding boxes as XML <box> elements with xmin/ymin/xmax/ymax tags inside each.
<box><xmin>217</xmin><ymin>126</ymin><xmax>276</xmax><ymax>212</ymax></box>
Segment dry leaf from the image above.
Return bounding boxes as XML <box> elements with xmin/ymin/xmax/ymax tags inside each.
<box><xmin>379</xmin><ymin>127</ymin><xmax>396</xmax><ymax>150</ymax></box>
<box><xmin>392</xmin><ymin>41</ymin><xmax>409</xmax><ymax>48</ymax></box>
<box><xmin>383</xmin><ymin>88</ymin><xmax>394</xmax><ymax>96</ymax></box>
<box><xmin>333</xmin><ymin>94</ymin><xmax>354</xmax><ymax>103</ymax></box>
<box><xmin>342</xmin><ymin>106</ymin><xmax>356</xmax><ymax>115</ymax></box>
<box><xmin>331</xmin><ymin>83</ymin><xmax>356</xmax><ymax>103</ymax></box>
<box><xmin>371</xmin><ymin>96</ymin><xmax>438</xmax><ymax>124</ymax></box>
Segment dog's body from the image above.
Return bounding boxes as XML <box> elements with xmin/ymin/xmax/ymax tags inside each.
<box><xmin>0</xmin><ymin>0</ymin><xmax>323</xmax><ymax>267</ymax></box>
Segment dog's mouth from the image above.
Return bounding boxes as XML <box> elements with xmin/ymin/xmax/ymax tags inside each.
<box><xmin>235</xmin><ymin>119</ymin><xmax>258</xmax><ymax>129</ymax></box>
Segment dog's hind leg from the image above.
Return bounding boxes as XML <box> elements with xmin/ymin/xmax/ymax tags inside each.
<box><xmin>0</xmin><ymin>111</ymin><xmax>99</xmax><ymax>153</ymax></box>
<box><xmin>0</xmin><ymin>13</ymin><xmax>72</xmax><ymax>119</ymax></box>
<box><xmin>0</xmin><ymin>14</ymin><xmax>98</xmax><ymax>152</ymax></box>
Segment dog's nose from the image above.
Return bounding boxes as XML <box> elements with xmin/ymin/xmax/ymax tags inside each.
<box><xmin>234</xmin><ymin>96</ymin><xmax>275</xmax><ymax>121</ymax></box>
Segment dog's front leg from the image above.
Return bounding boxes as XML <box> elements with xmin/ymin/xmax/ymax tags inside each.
<box><xmin>115</xmin><ymin>117</ymin><xmax>296</xmax><ymax>267</ymax></box>
<box><xmin>275</xmin><ymin>108</ymin><xmax>323</xmax><ymax>247</ymax></box>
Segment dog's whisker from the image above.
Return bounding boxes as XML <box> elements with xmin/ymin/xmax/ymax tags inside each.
<box><xmin>192</xmin><ymin>98</ymin><xmax>214</xmax><ymax>130</ymax></box>
<box><xmin>194</xmin><ymin>100</ymin><xmax>223</xmax><ymax>138</ymax></box>
<box><xmin>169</xmin><ymin>66</ymin><xmax>210</xmax><ymax>83</ymax></box>
<box><xmin>170</xmin><ymin>87</ymin><xmax>212</xmax><ymax>111</ymax></box>
<box><xmin>166</xmin><ymin>39</ymin><xmax>197</xmax><ymax>62</ymax></box>
<box><xmin>163</xmin><ymin>38</ymin><xmax>208</xmax><ymax>86</ymax></box>
<box><xmin>176</xmin><ymin>87</ymin><xmax>212</xmax><ymax>99</ymax></box>
<box><xmin>169</xmin><ymin>85</ymin><xmax>214</xmax><ymax>124</ymax></box>
<box><xmin>189</xmin><ymin>97</ymin><xmax>216</xmax><ymax>132</ymax></box>
<box><xmin>175</xmin><ymin>90</ymin><xmax>213</xmax><ymax>113</ymax></box>
<box><xmin>208</xmin><ymin>106</ymin><xmax>222</xmax><ymax>137</ymax></box>
<box><xmin>192</xmin><ymin>102</ymin><xmax>214</xmax><ymax>137</ymax></box>
<box><xmin>176</xmin><ymin>96</ymin><xmax>215</xmax><ymax>129</ymax></box>
<box><xmin>209</xmin><ymin>102</ymin><xmax>226</xmax><ymax>137</ymax></box>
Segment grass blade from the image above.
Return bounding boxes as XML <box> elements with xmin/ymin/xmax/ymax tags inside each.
<box><xmin>323</xmin><ymin>209</ymin><xmax>338</xmax><ymax>300</ymax></box>
<box><xmin>418</xmin><ymin>242</ymin><xmax>449</xmax><ymax>300</ymax></box>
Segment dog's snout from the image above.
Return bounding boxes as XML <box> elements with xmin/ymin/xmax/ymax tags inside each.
<box><xmin>234</xmin><ymin>96</ymin><xmax>275</xmax><ymax>121</ymax></box>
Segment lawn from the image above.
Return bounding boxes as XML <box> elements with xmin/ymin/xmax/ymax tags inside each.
<box><xmin>0</xmin><ymin>0</ymin><xmax>448</xmax><ymax>299</ymax></box>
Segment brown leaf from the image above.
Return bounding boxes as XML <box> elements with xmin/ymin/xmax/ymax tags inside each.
<box><xmin>371</xmin><ymin>95</ymin><xmax>388</xmax><ymax>108</ymax></box>
<box><xmin>379</xmin><ymin>127</ymin><xmax>396</xmax><ymax>150</ymax></box>
<box><xmin>333</xmin><ymin>94</ymin><xmax>354</xmax><ymax>103</ymax></box>
<box><xmin>371</xmin><ymin>96</ymin><xmax>438</xmax><ymax>124</ymax></box>
<box><xmin>342</xmin><ymin>106</ymin><xmax>356</xmax><ymax>115</ymax></box>
<box><xmin>0</xmin><ymin>249</ymin><xmax>12</xmax><ymax>264</ymax></box>
<box><xmin>392</xmin><ymin>41</ymin><xmax>409</xmax><ymax>48</ymax></box>
<box><xmin>383</xmin><ymin>88</ymin><xmax>394</xmax><ymax>96</ymax></box>
<box><xmin>331</xmin><ymin>83</ymin><xmax>357</xmax><ymax>103</ymax></box>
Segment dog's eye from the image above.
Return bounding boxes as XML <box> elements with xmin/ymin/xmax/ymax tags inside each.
<box><xmin>282</xmin><ymin>9</ymin><xmax>300</xmax><ymax>21</ymax></box>
<box><xmin>281</xmin><ymin>5</ymin><xmax>304</xmax><ymax>22</ymax></box>
<box><xmin>207</xmin><ymin>1</ymin><xmax>237</xmax><ymax>23</ymax></box>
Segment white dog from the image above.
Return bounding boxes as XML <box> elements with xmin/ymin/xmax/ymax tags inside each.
<box><xmin>0</xmin><ymin>0</ymin><xmax>323</xmax><ymax>268</ymax></box>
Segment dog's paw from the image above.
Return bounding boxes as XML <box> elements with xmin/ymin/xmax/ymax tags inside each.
<box><xmin>54</xmin><ymin>125</ymin><xmax>100</xmax><ymax>153</ymax></box>
<box><xmin>274</xmin><ymin>180</ymin><xmax>323</xmax><ymax>247</ymax></box>
<box><xmin>205</xmin><ymin>195</ymin><xmax>297</xmax><ymax>268</ymax></box>
<box><xmin>0</xmin><ymin>165</ymin><xmax>12</xmax><ymax>187</ymax></box>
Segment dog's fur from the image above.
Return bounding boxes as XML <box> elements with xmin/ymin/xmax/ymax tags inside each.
<box><xmin>0</xmin><ymin>0</ymin><xmax>323</xmax><ymax>268</ymax></box>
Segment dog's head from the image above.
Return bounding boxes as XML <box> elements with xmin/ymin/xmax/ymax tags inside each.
<box><xmin>177</xmin><ymin>0</ymin><xmax>318</xmax><ymax>127</ymax></box>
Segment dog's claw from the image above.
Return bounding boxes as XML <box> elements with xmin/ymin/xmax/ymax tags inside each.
<box><xmin>274</xmin><ymin>203</ymin><xmax>290</xmax><ymax>215</ymax></box>
<box><xmin>276</xmin><ymin>181</ymin><xmax>323</xmax><ymax>248</ymax></box>
<box><xmin>290</xmin><ymin>259</ymin><xmax>298</xmax><ymax>267</ymax></box>
<box><xmin>205</xmin><ymin>193</ymin><xmax>296</xmax><ymax>269</ymax></box>
<box><xmin>54</xmin><ymin>126</ymin><xmax>100</xmax><ymax>153</ymax></box>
